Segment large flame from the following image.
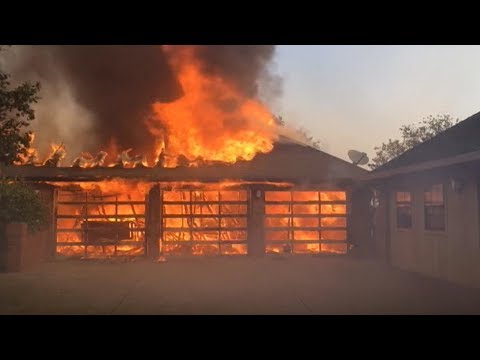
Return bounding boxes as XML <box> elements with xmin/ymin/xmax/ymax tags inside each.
<box><xmin>51</xmin><ymin>180</ymin><xmax>348</xmax><ymax>258</ymax></box>
<box><xmin>17</xmin><ymin>46</ymin><xmax>279</xmax><ymax>168</ymax></box>
<box><xmin>264</xmin><ymin>190</ymin><xmax>348</xmax><ymax>255</ymax></box>
<box><xmin>147</xmin><ymin>46</ymin><xmax>277</xmax><ymax>167</ymax></box>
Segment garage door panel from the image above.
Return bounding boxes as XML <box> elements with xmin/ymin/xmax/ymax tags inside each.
<box><xmin>264</xmin><ymin>190</ymin><xmax>348</xmax><ymax>255</ymax></box>
<box><xmin>162</xmin><ymin>189</ymin><xmax>248</xmax><ymax>255</ymax></box>
<box><xmin>55</xmin><ymin>189</ymin><xmax>146</xmax><ymax>258</ymax></box>
<box><xmin>321</xmin><ymin>217</ymin><xmax>347</xmax><ymax>227</ymax></box>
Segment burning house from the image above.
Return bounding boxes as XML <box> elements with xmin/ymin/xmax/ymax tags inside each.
<box><xmin>0</xmin><ymin>136</ymin><xmax>369</xmax><ymax>258</ymax></box>
<box><xmin>0</xmin><ymin>45</ymin><xmax>371</xmax><ymax>260</ymax></box>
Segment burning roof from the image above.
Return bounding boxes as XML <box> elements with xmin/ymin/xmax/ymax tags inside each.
<box><xmin>2</xmin><ymin>45</ymin><xmax>367</xmax><ymax>186</ymax></box>
<box><xmin>1</xmin><ymin>139</ymin><xmax>367</xmax><ymax>185</ymax></box>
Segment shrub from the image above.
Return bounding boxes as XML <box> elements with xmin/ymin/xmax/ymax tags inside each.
<box><xmin>0</xmin><ymin>180</ymin><xmax>48</xmax><ymax>231</ymax></box>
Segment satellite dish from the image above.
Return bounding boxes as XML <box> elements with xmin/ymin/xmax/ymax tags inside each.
<box><xmin>348</xmin><ymin>150</ymin><xmax>369</xmax><ymax>166</ymax></box>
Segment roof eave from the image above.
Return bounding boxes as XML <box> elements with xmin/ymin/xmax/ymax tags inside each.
<box><xmin>361</xmin><ymin>148</ymin><xmax>480</xmax><ymax>182</ymax></box>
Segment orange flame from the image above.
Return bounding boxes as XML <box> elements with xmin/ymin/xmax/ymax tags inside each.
<box><xmin>147</xmin><ymin>46</ymin><xmax>277</xmax><ymax>167</ymax></box>
<box><xmin>264</xmin><ymin>190</ymin><xmax>348</xmax><ymax>255</ymax></box>
<box><xmin>51</xmin><ymin>179</ymin><xmax>292</xmax><ymax>258</ymax></box>
<box><xmin>51</xmin><ymin>181</ymin><xmax>348</xmax><ymax>258</ymax></box>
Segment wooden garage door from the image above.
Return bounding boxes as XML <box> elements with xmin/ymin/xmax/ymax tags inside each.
<box><xmin>264</xmin><ymin>190</ymin><xmax>348</xmax><ymax>254</ymax></box>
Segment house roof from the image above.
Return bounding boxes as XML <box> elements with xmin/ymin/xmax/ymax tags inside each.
<box><xmin>374</xmin><ymin>111</ymin><xmax>480</xmax><ymax>172</ymax></box>
<box><xmin>0</xmin><ymin>140</ymin><xmax>367</xmax><ymax>185</ymax></box>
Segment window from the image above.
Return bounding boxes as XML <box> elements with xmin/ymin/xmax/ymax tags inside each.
<box><xmin>395</xmin><ymin>191</ymin><xmax>412</xmax><ymax>229</ymax></box>
<box><xmin>424</xmin><ymin>184</ymin><xmax>445</xmax><ymax>231</ymax></box>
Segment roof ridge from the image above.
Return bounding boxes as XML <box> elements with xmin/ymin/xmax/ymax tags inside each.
<box><xmin>373</xmin><ymin>110</ymin><xmax>480</xmax><ymax>172</ymax></box>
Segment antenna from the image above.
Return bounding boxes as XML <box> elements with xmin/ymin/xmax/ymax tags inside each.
<box><xmin>348</xmin><ymin>150</ymin><xmax>369</xmax><ymax>166</ymax></box>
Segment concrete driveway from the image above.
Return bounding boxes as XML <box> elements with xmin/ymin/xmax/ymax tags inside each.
<box><xmin>1</xmin><ymin>255</ymin><xmax>480</xmax><ymax>314</ymax></box>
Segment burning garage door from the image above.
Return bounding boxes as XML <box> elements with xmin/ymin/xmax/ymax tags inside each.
<box><xmin>161</xmin><ymin>190</ymin><xmax>248</xmax><ymax>255</ymax></box>
<box><xmin>264</xmin><ymin>191</ymin><xmax>348</xmax><ymax>254</ymax></box>
<box><xmin>53</xmin><ymin>183</ymin><xmax>349</xmax><ymax>257</ymax></box>
<box><xmin>55</xmin><ymin>188</ymin><xmax>146</xmax><ymax>257</ymax></box>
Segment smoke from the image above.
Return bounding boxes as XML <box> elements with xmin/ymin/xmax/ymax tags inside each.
<box><xmin>193</xmin><ymin>46</ymin><xmax>279</xmax><ymax>98</ymax></box>
<box><xmin>0</xmin><ymin>46</ymin><xmax>98</xmax><ymax>159</ymax></box>
<box><xmin>0</xmin><ymin>45</ymin><xmax>281</xmax><ymax>162</ymax></box>
<box><xmin>38</xmin><ymin>45</ymin><xmax>181</xmax><ymax>158</ymax></box>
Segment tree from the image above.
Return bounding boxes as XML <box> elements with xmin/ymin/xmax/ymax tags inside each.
<box><xmin>0</xmin><ymin>47</ymin><xmax>45</xmax><ymax>263</ymax></box>
<box><xmin>0</xmin><ymin>46</ymin><xmax>41</xmax><ymax>165</ymax></box>
<box><xmin>369</xmin><ymin>114</ymin><xmax>458</xmax><ymax>170</ymax></box>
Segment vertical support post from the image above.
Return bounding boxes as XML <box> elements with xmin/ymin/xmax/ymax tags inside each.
<box><xmin>346</xmin><ymin>188</ymin><xmax>352</xmax><ymax>254</ymax></box>
<box><xmin>372</xmin><ymin>185</ymin><xmax>390</xmax><ymax>263</ymax></box>
<box><xmin>349</xmin><ymin>186</ymin><xmax>374</xmax><ymax>257</ymax></box>
<box><xmin>146</xmin><ymin>184</ymin><xmax>161</xmax><ymax>259</ymax></box>
<box><xmin>189</xmin><ymin>191</ymin><xmax>193</xmax><ymax>254</ymax></box>
<box><xmin>159</xmin><ymin>188</ymin><xmax>163</xmax><ymax>254</ymax></box>
<box><xmin>43</xmin><ymin>185</ymin><xmax>57</xmax><ymax>260</ymax></box>
<box><xmin>289</xmin><ymin>190</ymin><xmax>293</xmax><ymax>251</ymax></box>
<box><xmin>385</xmin><ymin>188</ymin><xmax>392</xmax><ymax>265</ymax></box>
<box><xmin>247</xmin><ymin>187</ymin><xmax>265</xmax><ymax>256</ymax></box>
<box><xmin>84</xmin><ymin>191</ymin><xmax>88</xmax><ymax>258</ymax></box>
<box><xmin>318</xmin><ymin>191</ymin><xmax>322</xmax><ymax>253</ymax></box>
<box><xmin>218</xmin><ymin>191</ymin><xmax>221</xmax><ymax>254</ymax></box>
<box><xmin>114</xmin><ymin>195</ymin><xmax>118</xmax><ymax>256</ymax></box>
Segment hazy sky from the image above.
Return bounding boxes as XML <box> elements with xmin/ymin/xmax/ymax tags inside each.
<box><xmin>274</xmin><ymin>45</ymin><xmax>480</xmax><ymax>162</ymax></box>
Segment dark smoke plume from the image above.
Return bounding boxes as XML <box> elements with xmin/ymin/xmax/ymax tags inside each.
<box><xmin>193</xmin><ymin>45</ymin><xmax>276</xmax><ymax>97</ymax></box>
<box><xmin>48</xmin><ymin>45</ymin><xmax>181</xmax><ymax>155</ymax></box>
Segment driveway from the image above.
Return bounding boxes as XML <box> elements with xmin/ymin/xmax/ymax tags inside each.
<box><xmin>1</xmin><ymin>255</ymin><xmax>479</xmax><ymax>314</ymax></box>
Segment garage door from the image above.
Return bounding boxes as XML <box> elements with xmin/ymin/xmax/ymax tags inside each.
<box><xmin>55</xmin><ymin>188</ymin><xmax>146</xmax><ymax>258</ymax></box>
<box><xmin>161</xmin><ymin>190</ymin><xmax>248</xmax><ymax>255</ymax></box>
<box><xmin>264</xmin><ymin>190</ymin><xmax>348</xmax><ymax>254</ymax></box>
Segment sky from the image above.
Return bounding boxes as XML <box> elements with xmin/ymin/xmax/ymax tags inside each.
<box><xmin>273</xmin><ymin>45</ymin><xmax>480</xmax><ymax>163</ymax></box>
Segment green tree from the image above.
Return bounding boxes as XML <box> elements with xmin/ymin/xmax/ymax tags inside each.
<box><xmin>0</xmin><ymin>181</ymin><xmax>47</xmax><ymax>231</ymax></box>
<box><xmin>0</xmin><ymin>47</ymin><xmax>46</xmax><ymax>265</ymax></box>
<box><xmin>0</xmin><ymin>46</ymin><xmax>41</xmax><ymax>165</ymax></box>
<box><xmin>369</xmin><ymin>114</ymin><xmax>458</xmax><ymax>170</ymax></box>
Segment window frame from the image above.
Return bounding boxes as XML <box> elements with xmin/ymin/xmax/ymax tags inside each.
<box><xmin>395</xmin><ymin>190</ymin><xmax>413</xmax><ymax>230</ymax></box>
<box><xmin>424</xmin><ymin>183</ymin><xmax>446</xmax><ymax>232</ymax></box>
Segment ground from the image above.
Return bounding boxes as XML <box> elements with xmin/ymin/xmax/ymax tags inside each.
<box><xmin>1</xmin><ymin>255</ymin><xmax>480</xmax><ymax>315</ymax></box>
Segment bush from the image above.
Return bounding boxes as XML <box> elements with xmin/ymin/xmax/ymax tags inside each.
<box><xmin>0</xmin><ymin>180</ymin><xmax>48</xmax><ymax>231</ymax></box>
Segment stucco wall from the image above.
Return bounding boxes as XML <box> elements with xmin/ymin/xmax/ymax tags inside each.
<box><xmin>386</xmin><ymin>175</ymin><xmax>480</xmax><ymax>288</ymax></box>
<box><xmin>3</xmin><ymin>223</ymin><xmax>48</xmax><ymax>272</ymax></box>
<box><xmin>0</xmin><ymin>184</ymin><xmax>55</xmax><ymax>272</ymax></box>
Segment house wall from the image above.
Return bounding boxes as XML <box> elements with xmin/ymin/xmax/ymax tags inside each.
<box><xmin>349</xmin><ymin>187</ymin><xmax>374</xmax><ymax>257</ymax></box>
<box><xmin>372</xmin><ymin>186</ymin><xmax>389</xmax><ymax>261</ymax></box>
<box><xmin>3</xmin><ymin>223</ymin><xmax>49</xmax><ymax>272</ymax></box>
<box><xmin>381</xmin><ymin>171</ymin><xmax>480</xmax><ymax>288</ymax></box>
